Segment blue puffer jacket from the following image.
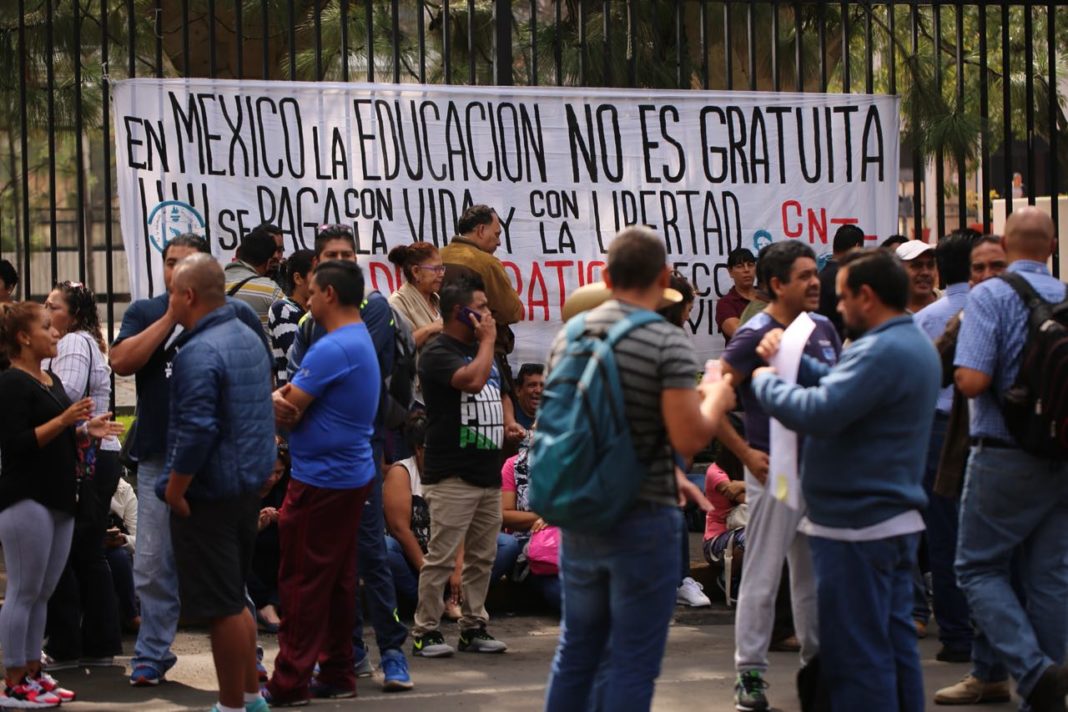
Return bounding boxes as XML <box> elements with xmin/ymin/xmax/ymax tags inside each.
<box><xmin>157</xmin><ymin>302</ymin><xmax>276</xmax><ymax>501</ymax></box>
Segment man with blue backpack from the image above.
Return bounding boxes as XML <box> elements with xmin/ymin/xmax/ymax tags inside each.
<box><xmin>535</xmin><ymin>226</ymin><xmax>737</xmax><ymax>712</ymax></box>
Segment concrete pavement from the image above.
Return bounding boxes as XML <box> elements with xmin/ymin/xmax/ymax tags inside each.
<box><xmin>54</xmin><ymin>610</ymin><xmax>1001</xmax><ymax>712</ymax></box>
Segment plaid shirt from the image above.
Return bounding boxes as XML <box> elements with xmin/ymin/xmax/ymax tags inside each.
<box><xmin>955</xmin><ymin>260</ymin><xmax>1066</xmax><ymax>441</ymax></box>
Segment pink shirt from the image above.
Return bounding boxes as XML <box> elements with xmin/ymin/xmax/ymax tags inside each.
<box><xmin>703</xmin><ymin>464</ymin><xmax>733</xmax><ymax>541</ymax></box>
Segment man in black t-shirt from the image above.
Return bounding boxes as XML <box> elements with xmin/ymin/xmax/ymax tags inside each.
<box><xmin>410</xmin><ymin>277</ymin><xmax>517</xmax><ymax>658</ymax></box>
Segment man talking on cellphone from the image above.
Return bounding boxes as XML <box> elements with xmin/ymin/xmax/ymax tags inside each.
<box><xmin>409</xmin><ymin>276</ymin><xmax>519</xmax><ymax>658</ymax></box>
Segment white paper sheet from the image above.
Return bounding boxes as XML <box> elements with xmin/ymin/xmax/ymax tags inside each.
<box><xmin>767</xmin><ymin>312</ymin><xmax>816</xmax><ymax>510</ymax></box>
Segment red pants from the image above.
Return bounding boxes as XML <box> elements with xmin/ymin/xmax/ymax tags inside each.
<box><xmin>267</xmin><ymin>479</ymin><xmax>370</xmax><ymax>703</ymax></box>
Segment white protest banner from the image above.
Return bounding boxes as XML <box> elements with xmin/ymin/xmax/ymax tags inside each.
<box><xmin>112</xmin><ymin>78</ymin><xmax>899</xmax><ymax>364</ymax></box>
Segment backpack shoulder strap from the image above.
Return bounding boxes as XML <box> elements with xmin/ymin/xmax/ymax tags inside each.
<box><xmin>563</xmin><ymin>313</ymin><xmax>588</xmax><ymax>343</ymax></box>
<box><xmin>998</xmin><ymin>272</ymin><xmax>1046</xmax><ymax>310</ymax></box>
<box><xmin>227</xmin><ymin>275</ymin><xmax>257</xmax><ymax>297</ymax></box>
<box><xmin>604</xmin><ymin>309</ymin><xmax>662</xmax><ymax>347</ymax></box>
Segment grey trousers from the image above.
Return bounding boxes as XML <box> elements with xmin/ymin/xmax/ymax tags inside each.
<box><xmin>0</xmin><ymin>499</ymin><xmax>75</xmax><ymax>667</ymax></box>
<box><xmin>733</xmin><ymin>469</ymin><xmax>819</xmax><ymax>673</ymax></box>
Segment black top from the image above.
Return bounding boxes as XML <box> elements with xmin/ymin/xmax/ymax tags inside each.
<box><xmin>0</xmin><ymin>369</ymin><xmax>78</xmax><ymax>515</ymax></box>
<box><xmin>418</xmin><ymin>334</ymin><xmax>507</xmax><ymax>488</ymax></box>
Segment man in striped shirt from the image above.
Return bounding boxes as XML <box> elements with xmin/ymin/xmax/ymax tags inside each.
<box><xmin>225</xmin><ymin>228</ymin><xmax>285</xmax><ymax>335</ymax></box>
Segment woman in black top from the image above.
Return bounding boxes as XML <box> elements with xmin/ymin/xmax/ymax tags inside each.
<box><xmin>0</xmin><ymin>302</ymin><xmax>122</xmax><ymax>707</ymax></box>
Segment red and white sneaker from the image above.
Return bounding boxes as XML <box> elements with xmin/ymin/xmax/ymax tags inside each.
<box><xmin>32</xmin><ymin>670</ymin><xmax>76</xmax><ymax>702</ymax></box>
<box><xmin>0</xmin><ymin>677</ymin><xmax>61</xmax><ymax>708</ymax></box>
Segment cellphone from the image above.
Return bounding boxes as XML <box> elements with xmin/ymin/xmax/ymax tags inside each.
<box><xmin>459</xmin><ymin>306</ymin><xmax>482</xmax><ymax>327</ymax></box>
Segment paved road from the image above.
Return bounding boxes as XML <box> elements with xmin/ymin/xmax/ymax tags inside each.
<box><xmin>57</xmin><ymin>610</ymin><xmax>1000</xmax><ymax>712</ymax></box>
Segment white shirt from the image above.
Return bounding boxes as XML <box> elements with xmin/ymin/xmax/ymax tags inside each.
<box><xmin>44</xmin><ymin>331</ymin><xmax>120</xmax><ymax>451</ymax></box>
<box><xmin>799</xmin><ymin>510</ymin><xmax>925</xmax><ymax>542</ymax></box>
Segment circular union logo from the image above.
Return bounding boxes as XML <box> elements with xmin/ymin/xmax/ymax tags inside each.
<box><xmin>146</xmin><ymin>201</ymin><xmax>205</xmax><ymax>253</ymax></box>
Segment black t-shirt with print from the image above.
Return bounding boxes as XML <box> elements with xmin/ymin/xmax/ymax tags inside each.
<box><xmin>418</xmin><ymin>334</ymin><xmax>506</xmax><ymax>488</ymax></box>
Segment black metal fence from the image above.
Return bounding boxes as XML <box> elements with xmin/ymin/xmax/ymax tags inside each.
<box><xmin>1</xmin><ymin>0</ymin><xmax>1064</xmax><ymax>321</ymax></box>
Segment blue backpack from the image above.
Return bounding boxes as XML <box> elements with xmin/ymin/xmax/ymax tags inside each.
<box><xmin>529</xmin><ymin>309</ymin><xmax>662</xmax><ymax>533</ymax></box>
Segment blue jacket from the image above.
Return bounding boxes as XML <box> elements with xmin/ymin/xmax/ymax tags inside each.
<box><xmin>751</xmin><ymin>315</ymin><xmax>940</xmax><ymax>529</ymax></box>
<box><xmin>158</xmin><ymin>302</ymin><xmax>276</xmax><ymax>501</ymax></box>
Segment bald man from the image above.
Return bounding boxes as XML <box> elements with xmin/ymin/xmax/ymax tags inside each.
<box><xmin>954</xmin><ymin>208</ymin><xmax>1068</xmax><ymax>712</ymax></box>
<box><xmin>160</xmin><ymin>254</ymin><xmax>276</xmax><ymax>712</ymax></box>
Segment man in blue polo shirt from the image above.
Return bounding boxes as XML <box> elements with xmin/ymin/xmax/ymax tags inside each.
<box><xmin>752</xmin><ymin>249</ymin><xmax>940</xmax><ymax>711</ymax></box>
<box><xmin>954</xmin><ymin>207</ymin><xmax>1068</xmax><ymax>712</ymax></box>
<box><xmin>110</xmin><ymin>234</ymin><xmax>268</xmax><ymax>688</ymax></box>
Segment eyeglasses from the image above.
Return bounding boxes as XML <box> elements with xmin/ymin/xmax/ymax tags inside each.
<box><xmin>417</xmin><ymin>264</ymin><xmax>446</xmax><ymax>273</ymax></box>
<box><xmin>59</xmin><ymin>280</ymin><xmax>86</xmax><ymax>290</ymax></box>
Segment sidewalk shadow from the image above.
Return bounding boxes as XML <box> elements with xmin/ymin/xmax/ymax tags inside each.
<box><xmin>59</xmin><ymin>664</ymin><xmax>215</xmax><ymax>711</ymax></box>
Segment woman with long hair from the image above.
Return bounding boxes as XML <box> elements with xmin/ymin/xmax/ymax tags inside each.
<box><xmin>41</xmin><ymin>281</ymin><xmax>125</xmax><ymax>669</ymax></box>
<box><xmin>0</xmin><ymin>301</ymin><xmax>121</xmax><ymax>707</ymax></box>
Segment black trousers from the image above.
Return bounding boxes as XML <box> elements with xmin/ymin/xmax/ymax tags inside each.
<box><xmin>45</xmin><ymin>450</ymin><xmax>123</xmax><ymax>660</ymax></box>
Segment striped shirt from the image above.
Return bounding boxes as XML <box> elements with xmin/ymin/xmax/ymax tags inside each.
<box><xmin>547</xmin><ymin>299</ymin><xmax>699</xmax><ymax>506</ymax></box>
<box><xmin>956</xmin><ymin>260</ymin><xmax>1067</xmax><ymax>441</ymax></box>
<box><xmin>43</xmin><ymin>330</ymin><xmax>120</xmax><ymax>451</ymax></box>
<box><xmin>268</xmin><ymin>297</ymin><xmax>305</xmax><ymax>385</ymax></box>
<box><xmin>224</xmin><ymin>259</ymin><xmax>284</xmax><ymax>334</ymax></box>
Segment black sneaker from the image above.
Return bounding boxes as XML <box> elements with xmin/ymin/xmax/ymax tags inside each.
<box><xmin>734</xmin><ymin>670</ymin><xmax>769</xmax><ymax>711</ymax></box>
<box><xmin>457</xmin><ymin>626</ymin><xmax>507</xmax><ymax>654</ymax></box>
<box><xmin>411</xmin><ymin>630</ymin><xmax>455</xmax><ymax>658</ymax></box>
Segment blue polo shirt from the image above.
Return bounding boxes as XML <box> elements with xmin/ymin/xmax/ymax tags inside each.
<box><xmin>955</xmin><ymin>260</ymin><xmax>1067</xmax><ymax>442</ymax></box>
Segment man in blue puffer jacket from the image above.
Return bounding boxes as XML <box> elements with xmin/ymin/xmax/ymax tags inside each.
<box><xmin>159</xmin><ymin>253</ymin><xmax>275</xmax><ymax>712</ymax></box>
<box><xmin>751</xmin><ymin>248</ymin><xmax>940</xmax><ymax>712</ymax></box>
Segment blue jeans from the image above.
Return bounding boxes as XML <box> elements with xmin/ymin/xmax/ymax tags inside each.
<box><xmin>809</xmin><ymin>533</ymin><xmax>924</xmax><ymax>712</ymax></box>
<box><xmin>544</xmin><ymin>504</ymin><xmax>681</xmax><ymax>712</ymax></box>
<box><xmin>955</xmin><ymin>445</ymin><xmax>1068</xmax><ymax>698</ymax></box>
<box><xmin>921</xmin><ymin>414</ymin><xmax>972</xmax><ymax>650</ymax></box>
<box><xmin>353</xmin><ymin>444</ymin><xmax>409</xmax><ymax>656</ymax></box>
<box><xmin>131</xmin><ymin>457</ymin><xmax>180</xmax><ymax>674</ymax></box>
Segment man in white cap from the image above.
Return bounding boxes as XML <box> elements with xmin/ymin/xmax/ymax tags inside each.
<box><xmin>896</xmin><ymin>240</ymin><xmax>939</xmax><ymax>314</ymax></box>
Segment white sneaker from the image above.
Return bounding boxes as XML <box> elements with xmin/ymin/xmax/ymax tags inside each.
<box><xmin>677</xmin><ymin>577</ymin><xmax>712</xmax><ymax>607</ymax></box>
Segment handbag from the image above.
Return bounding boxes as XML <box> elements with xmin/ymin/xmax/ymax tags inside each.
<box><xmin>527</xmin><ymin>526</ymin><xmax>561</xmax><ymax>576</ymax></box>
<box><xmin>726</xmin><ymin>502</ymin><xmax>749</xmax><ymax>531</ymax></box>
<box><xmin>72</xmin><ymin>336</ymin><xmax>99</xmax><ymax>485</ymax></box>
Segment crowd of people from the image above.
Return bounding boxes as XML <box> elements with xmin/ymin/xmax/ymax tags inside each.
<box><xmin>0</xmin><ymin>201</ymin><xmax>1064</xmax><ymax>712</ymax></box>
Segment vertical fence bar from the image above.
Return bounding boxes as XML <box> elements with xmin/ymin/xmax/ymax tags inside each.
<box><xmin>675</xmin><ymin>0</ymin><xmax>683</xmax><ymax>89</ymax></box>
<box><xmin>577</xmin><ymin>0</ymin><xmax>585</xmax><ymax>85</ymax></box>
<box><xmin>818</xmin><ymin>2</ymin><xmax>827</xmax><ymax>91</ymax></box>
<box><xmin>73</xmin><ymin>0</ymin><xmax>87</xmax><ymax>283</ymax></box>
<box><xmin>155</xmin><ymin>0</ymin><xmax>163</xmax><ymax>78</ymax></box>
<box><xmin>468</xmin><ymin>0</ymin><xmax>476</xmax><ymax>84</ymax></box>
<box><xmin>1048</xmin><ymin>3</ymin><xmax>1059</xmax><ymax>273</ymax></box>
<box><xmin>978</xmin><ymin>4</ymin><xmax>991</xmax><ymax>230</ymax></box>
<box><xmin>288</xmin><ymin>0</ymin><xmax>296</xmax><ymax>80</ymax></box>
<box><xmin>102</xmin><ymin>0</ymin><xmax>116</xmax><ymax>406</ymax></box>
<box><xmin>955</xmin><ymin>3</ymin><xmax>966</xmax><ymax>228</ymax></box>
<box><xmin>182</xmin><ymin>0</ymin><xmax>190</xmax><ymax>75</ymax></box>
<box><xmin>1024</xmin><ymin>5</ymin><xmax>1035</xmax><ymax>206</ymax></box>
<box><xmin>391</xmin><ymin>0</ymin><xmax>400</xmax><ymax>84</ymax></box>
<box><xmin>530</xmin><ymin>0</ymin><xmax>538</xmax><ymax>85</ymax></box>
<box><xmin>444</xmin><ymin>0</ymin><xmax>452</xmax><ymax>84</ymax></box>
<box><xmin>208</xmin><ymin>0</ymin><xmax>217</xmax><ymax>76</ymax></box>
<box><xmin>623</xmin><ymin>0</ymin><xmax>632</xmax><ymax>85</ymax></box>
<box><xmin>494</xmin><ymin>0</ymin><xmax>512</xmax><ymax>85</ymax></box>
<box><xmin>795</xmin><ymin>1</ymin><xmax>803</xmax><ymax>91</ymax></box>
<box><xmin>910</xmin><ymin>2</ymin><xmax>921</xmax><ymax>237</ymax></box>
<box><xmin>888</xmin><ymin>1</ymin><xmax>895</xmax><ymax>94</ymax></box>
<box><xmin>554</xmin><ymin>0</ymin><xmax>562</xmax><ymax>85</ymax></box>
<box><xmin>1002</xmin><ymin>3</ymin><xmax>1013</xmax><ymax>216</ymax></box>
<box><xmin>17</xmin><ymin>0</ymin><xmax>31</xmax><ymax>299</ymax></box>
<box><xmin>46</xmin><ymin>0</ymin><xmax>58</xmax><ymax>284</ymax></box>
<box><xmin>603</xmin><ymin>0</ymin><xmax>611</xmax><ymax>86</ymax></box>
<box><xmin>341</xmin><ymin>0</ymin><xmax>350</xmax><ymax>82</ymax></box>
<box><xmin>725</xmin><ymin>1</ymin><xmax>734</xmax><ymax>90</ymax></box>
<box><xmin>747</xmin><ymin>0</ymin><xmax>756</xmax><ymax>90</ymax></box>
<box><xmin>417</xmin><ymin>0</ymin><xmax>426</xmax><ymax>83</ymax></box>
<box><xmin>701</xmin><ymin>0</ymin><xmax>709</xmax><ymax>89</ymax></box>
<box><xmin>128</xmin><ymin>0</ymin><xmax>136</xmax><ymax>77</ymax></box>
<box><xmin>261</xmin><ymin>0</ymin><xmax>270</xmax><ymax>79</ymax></box>
<box><xmin>314</xmin><ymin>1</ymin><xmax>322</xmax><ymax>80</ymax></box>
<box><xmin>771</xmin><ymin>2</ymin><xmax>780</xmax><ymax>92</ymax></box>
<box><xmin>864</xmin><ymin>0</ymin><xmax>873</xmax><ymax>93</ymax></box>
<box><xmin>841</xmin><ymin>0</ymin><xmax>850</xmax><ymax>92</ymax></box>
<box><xmin>235</xmin><ymin>0</ymin><xmax>243</xmax><ymax>77</ymax></box>
<box><xmin>365</xmin><ymin>0</ymin><xmax>374</xmax><ymax>81</ymax></box>
<box><xmin>933</xmin><ymin>3</ymin><xmax>945</xmax><ymax>238</ymax></box>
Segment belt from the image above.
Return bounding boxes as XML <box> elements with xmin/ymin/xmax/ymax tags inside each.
<box><xmin>970</xmin><ymin>437</ymin><xmax>1018</xmax><ymax>450</ymax></box>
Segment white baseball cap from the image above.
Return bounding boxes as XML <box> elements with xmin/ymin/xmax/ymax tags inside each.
<box><xmin>895</xmin><ymin>240</ymin><xmax>935</xmax><ymax>261</ymax></box>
